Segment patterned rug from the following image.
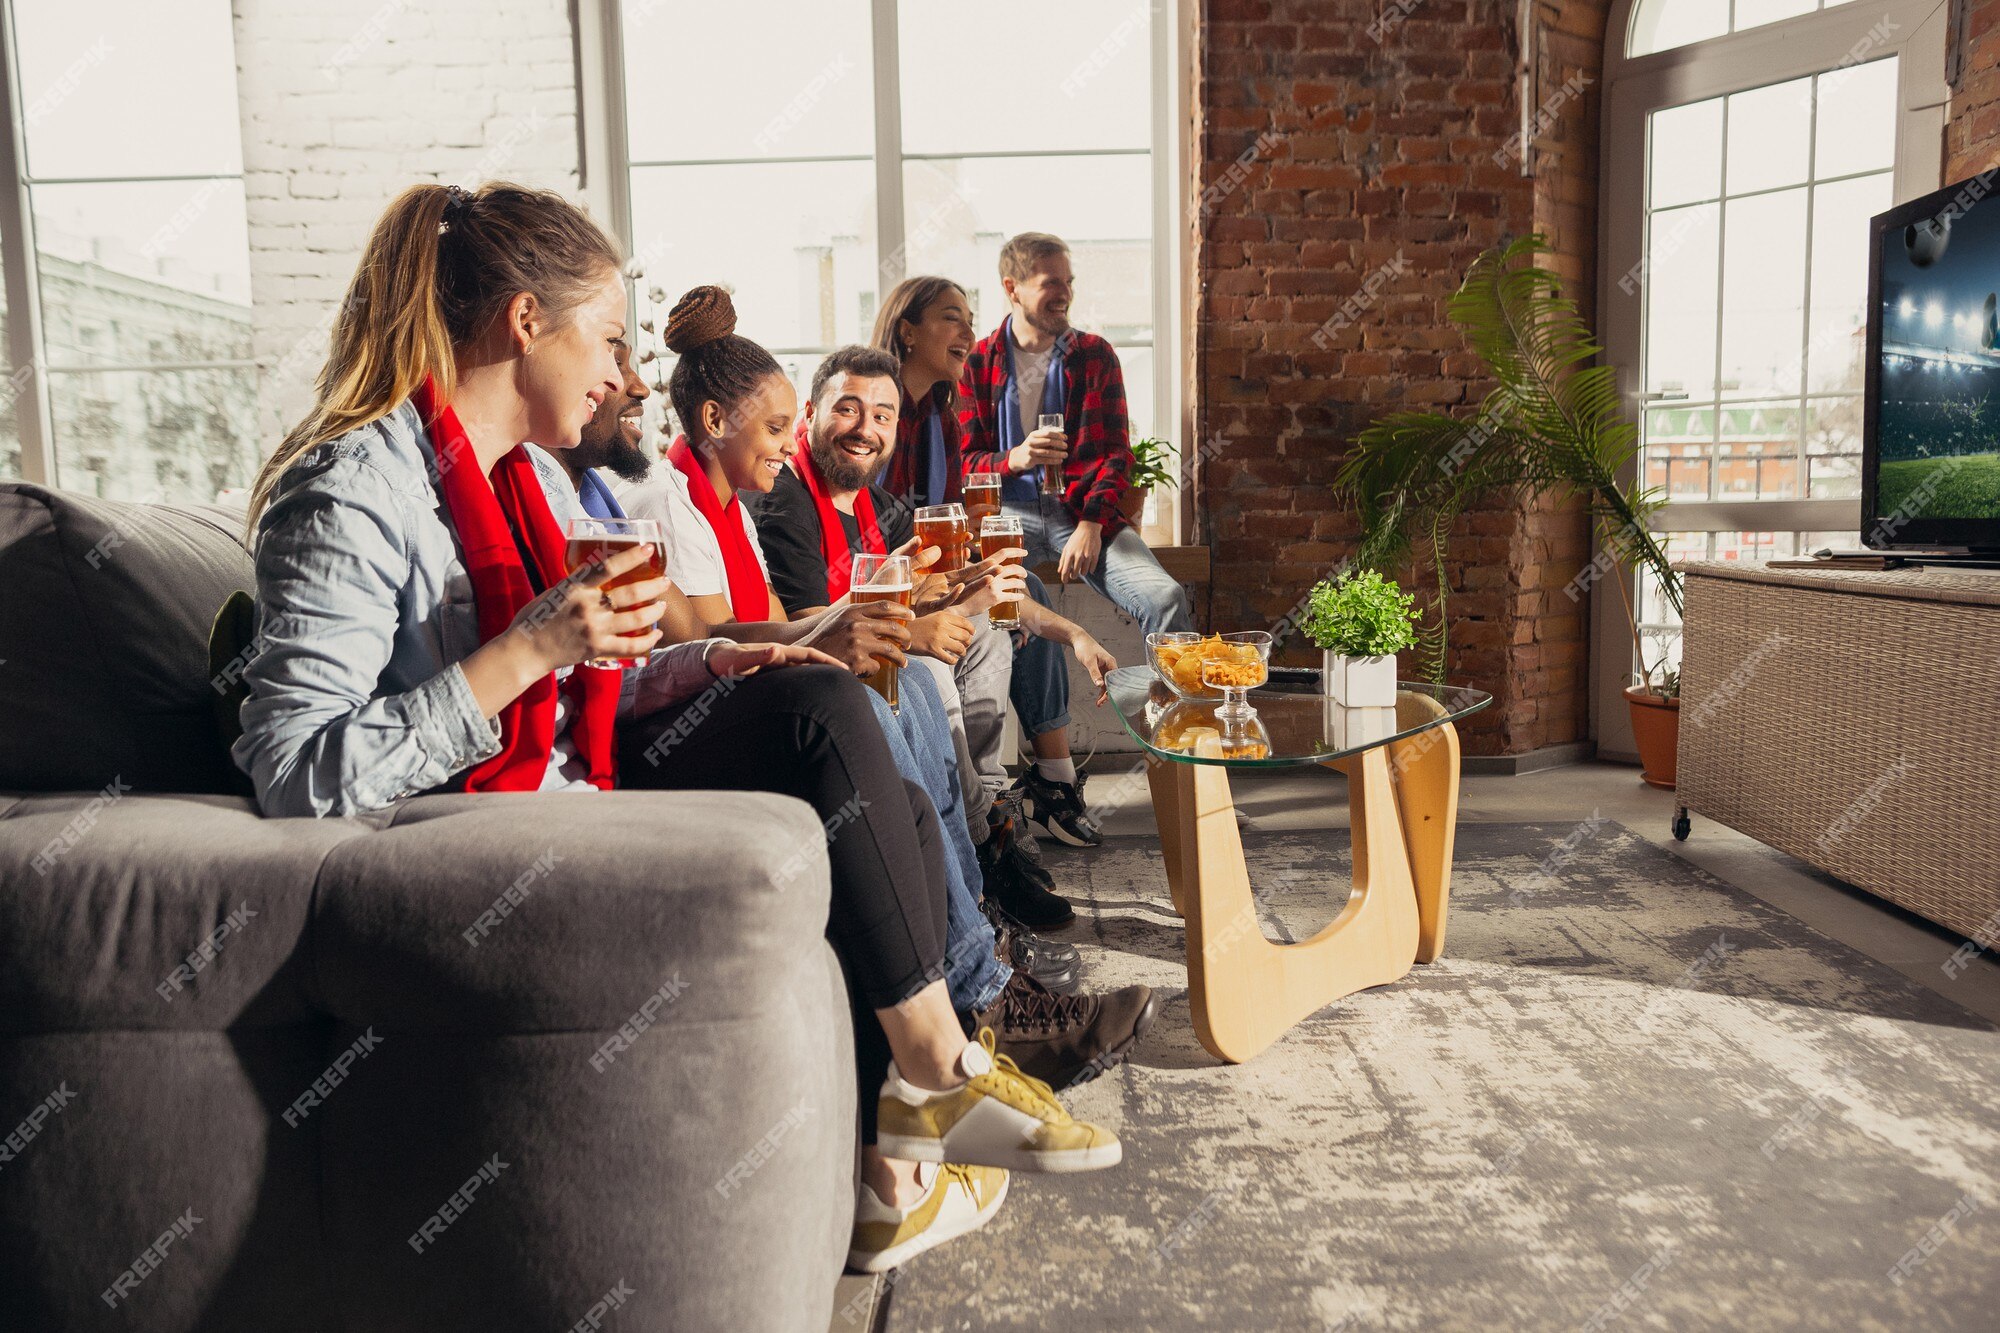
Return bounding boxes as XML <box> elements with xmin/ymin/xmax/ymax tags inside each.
<box><xmin>882</xmin><ymin>822</ymin><xmax>2000</xmax><ymax>1331</ymax></box>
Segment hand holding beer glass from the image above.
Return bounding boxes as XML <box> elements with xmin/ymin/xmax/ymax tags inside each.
<box><xmin>562</xmin><ymin>516</ymin><xmax>665</xmax><ymax>669</ymax></box>
<box><xmin>963</xmin><ymin>473</ymin><xmax>1002</xmax><ymax>537</ymax></box>
<box><xmin>913</xmin><ymin>503</ymin><xmax>970</xmax><ymax>574</ymax></box>
<box><xmin>1036</xmin><ymin>412</ymin><xmax>1067</xmax><ymax>492</ymax></box>
<box><xmin>979</xmin><ymin>514</ymin><xmax>1025</xmax><ymax>627</ymax></box>
<box><xmin>849</xmin><ymin>551</ymin><xmax>914</xmax><ymax>712</ymax></box>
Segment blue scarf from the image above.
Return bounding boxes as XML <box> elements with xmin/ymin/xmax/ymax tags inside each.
<box><xmin>997</xmin><ymin>316</ymin><xmax>1070</xmax><ymax>504</ymax></box>
<box><xmin>577</xmin><ymin>468</ymin><xmax>627</xmax><ymax>520</ymax></box>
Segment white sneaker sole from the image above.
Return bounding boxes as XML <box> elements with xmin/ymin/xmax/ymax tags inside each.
<box><xmin>1030</xmin><ymin>809</ymin><xmax>1099</xmax><ymax>848</ymax></box>
<box><xmin>876</xmin><ymin>1132</ymin><xmax>1122</xmax><ymax>1174</ymax></box>
<box><xmin>846</xmin><ymin>1173</ymin><xmax>1009</xmax><ymax>1274</ymax></box>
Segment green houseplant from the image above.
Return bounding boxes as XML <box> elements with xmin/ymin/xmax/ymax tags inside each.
<box><xmin>1331</xmin><ymin>235</ymin><xmax>1683</xmax><ymax>773</ymax></box>
<box><xmin>1301</xmin><ymin>569</ymin><xmax>1420</xmax><ymax>706</ymax></box>
<box><xmin>1121</xmin><ymin>436</ymin><xmax>1178</xmax><ymax>523</ymax></box>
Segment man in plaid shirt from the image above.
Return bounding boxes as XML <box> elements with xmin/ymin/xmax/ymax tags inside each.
<box><xmin>959</xmin><ymin>232</ymin><xmax>1192</xmax><ymax>640</ymax></box>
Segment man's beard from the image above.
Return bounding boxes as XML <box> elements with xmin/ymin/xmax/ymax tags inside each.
<box><xmin>808</xmin><ymin>429</ymin><xmax>883</xmax><ymax>491</ymax></box>
<box><xmin>575</xmin><ymin>416</ymin><xmax>654</xmax><ymax>483</ymax></box>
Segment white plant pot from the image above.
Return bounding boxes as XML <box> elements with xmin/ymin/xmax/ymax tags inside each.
<box><xmin>1321</xmin><ymin>699</ymin><xmax>1396</xmax><ymax>750</ymax></box>
<box><xmin>1322</xmin><ymin>651</ymin><xmax>1399</xmax><ymax>708</ymax></box>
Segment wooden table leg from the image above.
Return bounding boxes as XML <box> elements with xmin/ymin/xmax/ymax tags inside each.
<box><xmin>1170</xmin><ymin>734</ymin><xmax>1425</xmax><ymax>1065</ymax></box>
<box><xmin>1387</xmin><ymin>720</ymin><xmax>1462</xmax><ymax>963</ymax></box>
<box><xmin>1145</xmin><ymin>753</ymin><xmax>1191</xmax><ymax>918</ymax></box>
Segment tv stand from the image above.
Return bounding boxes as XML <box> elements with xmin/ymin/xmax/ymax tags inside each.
<box><xmin>1910</xmin><ymin>555</ymin><xmax>2000</xmax><ymax>572</ymax></box>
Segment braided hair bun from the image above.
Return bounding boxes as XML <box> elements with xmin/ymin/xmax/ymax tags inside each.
<box><xmin>662</xmin><ymin>285</ymin><xmax>737</xmax><ymax>354</ymax></box>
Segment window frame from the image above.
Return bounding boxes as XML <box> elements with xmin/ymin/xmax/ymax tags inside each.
<box><xmin>1593</xmin><ymin>0</ymin><xmax>1947</xmax><ymax>759</ymax></box>
<box><xmin>0</xmin><ymin>0</ymin><xmax>254</xmax><ymax>489</ymax></box>
<box><xmin>575</xmin><ymin>0</ymin><xmax>1190</xmax><ymax>543</ymax></box>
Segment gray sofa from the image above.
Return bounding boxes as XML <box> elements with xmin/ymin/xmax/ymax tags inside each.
<box><xmin>0</xmin><ymin>483</ymin><xmax>854</xmax><ymax>1332</ymax></box>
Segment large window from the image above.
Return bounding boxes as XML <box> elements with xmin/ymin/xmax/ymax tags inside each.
<box><xmin>1596</xmin><ymin>0</ymin><xmax>1946</xmax><ymax>754</ymax></box>
<box><xmin>0</xmin><ymin>0</ymin><xmax>256</xmax><ymax>503</ymax></box>
<box><xmin>603</xmin><ymin>0</ymin><xmax>1179</xmax><ymax>539</ymax></box>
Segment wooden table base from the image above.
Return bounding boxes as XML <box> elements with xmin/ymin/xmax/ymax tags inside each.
<box><xmin>1143</xmin><ymin>717</ymin><xmax>1462</xmax><ymax>1064</ymax></box>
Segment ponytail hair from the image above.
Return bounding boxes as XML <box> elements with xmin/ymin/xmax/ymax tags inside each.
<box><xmin>250</xmin><ymin>180</ymin><xmax>623</xmax><ymax>521</ymax></box>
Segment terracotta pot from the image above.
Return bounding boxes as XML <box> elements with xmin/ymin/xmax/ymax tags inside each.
<box><xmin>1119</xmin><ymin>484</ymin><xmax>1151</xmax><ymax>524</ymax></box>
<box><xmin>1624</xmin><ymin>685</ymin><xmax>1680</xmax><ymax>790</ymax></box>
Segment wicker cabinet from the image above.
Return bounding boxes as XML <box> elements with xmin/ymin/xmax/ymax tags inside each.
<box><xmin>1676</xmin><ymin>561</ymin><xmax>2000</xmax><ymax>941</ymax></box>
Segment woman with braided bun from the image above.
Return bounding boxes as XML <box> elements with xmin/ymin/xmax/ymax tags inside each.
<box><xmin>234</xmin><ymin>184</ymin><xmax>1121</xmax><ymax>1285</ymax></box>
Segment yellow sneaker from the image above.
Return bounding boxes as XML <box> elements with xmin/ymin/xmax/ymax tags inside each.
<box><xmin>847</xmin><ymin>1163</ymin><xmax>1009</xmax><ymax>1274</ymax></box>
<box><xmin>876</xmin><ymin>1028</ymin><xmax>1123</xmax><ymax>1174</ymax></box>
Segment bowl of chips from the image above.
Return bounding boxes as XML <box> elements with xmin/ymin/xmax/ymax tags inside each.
<box><xmin>1148</xmin><ymin>632</ymin><xmax>1272</xmax><ymax>700</ymax></box>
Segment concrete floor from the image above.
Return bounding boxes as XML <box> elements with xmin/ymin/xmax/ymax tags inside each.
<box><xmin>832</xmin><ymin>759</ymin><xmax>2000</xmax><ymax>1330</ymax></box>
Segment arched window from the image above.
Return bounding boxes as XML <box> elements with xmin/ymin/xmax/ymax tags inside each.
<box><xmin>1593</xmin><ymin>0</ymin><xmax>1948</xmax><ymax>755</ymax></box>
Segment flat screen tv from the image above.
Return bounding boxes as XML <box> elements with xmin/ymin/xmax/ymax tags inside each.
<box><xmin>1863</xmin><ymin>170</ymin><xmax>2000</xmax><ymax>554</ymax></box>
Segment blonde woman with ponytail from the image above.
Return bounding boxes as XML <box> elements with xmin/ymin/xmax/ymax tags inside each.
<box><xmin>234</xmin><ymin>181</ymin><xmax>1123</xmax><ymax>1274</ymax></box>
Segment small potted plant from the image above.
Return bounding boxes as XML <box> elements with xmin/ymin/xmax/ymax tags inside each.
<box><xmin>1121</xmin><ymin>436</ymin><xmax>1179</xmax><ymax>524</ymax></box>
<box><xmin>1302</xmin><ymin>569</ymin><xmax>1420</xmax><ymax>706</ymax></box>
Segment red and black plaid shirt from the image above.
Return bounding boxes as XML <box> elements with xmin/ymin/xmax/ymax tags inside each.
<box><xmin>882</xmin><ymin>380</ymin><xmax>963</xmax><ymax>505</ymax></box>
<box><xmin>958</xmin><ymin>321</ymin><xmax>1135</xmax><ymax>537</ymax></box>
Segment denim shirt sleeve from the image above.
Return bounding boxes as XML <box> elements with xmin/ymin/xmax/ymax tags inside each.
<box><xmin>232</xmin><ymin>453</ymin><xmax>502</xmax><ymax>817</ymax></box>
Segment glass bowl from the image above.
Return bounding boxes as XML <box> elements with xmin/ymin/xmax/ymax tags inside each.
<box><xmin>1199</xmin><ymin>632</ymin><xmax>1273</xmax><ymax>721</ymax></box>
<box><xmin>1146</xmin><ymin>631</ymin><xmax>1209</xmax><ymax>698</ymax></box>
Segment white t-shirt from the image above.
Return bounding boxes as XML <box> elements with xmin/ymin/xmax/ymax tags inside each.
<box><xmin>1011</xmin><ymin>327</ymin><xmax>1056</xmax><ymax>438</ymax></box>
<box><xmin>614</xmin><ymin>463</ymin><xmax>771</xmax><ymax>599</ymax></box>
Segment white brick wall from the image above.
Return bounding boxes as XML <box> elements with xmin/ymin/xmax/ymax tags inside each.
<box><xmin>234</xmin><ymin>0</ymin><xmax>581</xmax><ymax>438</ymax></box>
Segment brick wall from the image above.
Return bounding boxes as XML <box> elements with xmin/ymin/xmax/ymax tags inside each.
<box><xmin>1193</xmin><ymin>0</ymin><xmax>1604</xmax><ymax>756</ymax></box>
<box><xmin>1946</xmin><ymin>0</ymin><xmax>2000</xmax><ymax>181</ymax></box>
<box><xmin>234</xmin><ymin>0</ymin><xmax>579</xmax><ymax>439</ymax></box>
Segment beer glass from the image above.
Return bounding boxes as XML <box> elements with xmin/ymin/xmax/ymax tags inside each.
<box><xmin>849</xmin><ymin>551</ymin><xmax>913</xmax><ymax>712</ymax></box>
<box><xmin>913</xmin><ymin>503</ymin><xmax>969</xmax><ymax>573</ymax></box>
<box><xmin>1037</xmin><ymin>412</ymin><xmax>1065</xmax><ymax>491</ymax></box>
<box><xmin>563</xmin><ymin>516</ymin><xmax>665</xmax><ymax>669</ymax></box>
<box><xmin>979</xmin><ymin>514</ymin><xmax>1025</xmax><ymax>627</ymax></box>
<box><xmin>963</xmin><ymin>473</ymin><xmax>1002</xmax><ymax>535</ymax></box>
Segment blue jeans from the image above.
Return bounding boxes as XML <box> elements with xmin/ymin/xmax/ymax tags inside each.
<box><xmin>865</xmin><ymin>666</ymin><xmax>1010</xmax><ymax>1014</ymax></box>
<box><xmin>1010</xmin><ymin>572</ymin><xmax>1070</xmax><ymax>738</ymax></box>
<box><xmin>1004</xmin><ymin>492</ymin><xmax>1193</xmax><ymax>637</ymax></box>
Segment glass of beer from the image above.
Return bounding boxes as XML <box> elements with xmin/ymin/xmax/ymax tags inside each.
<box><xmin>979</xmin><ymin>514</ymin><xmax>1025</xmax><ymax>627</ymax></box>
<box><xmin>563</xmin><ymin>516</ymin><xmax>666</xmax><ymax>669</ymax></box>
<box><xmin>963</xmin><ymin>473</ymin><xmax>1002</xmax><ymax>535</ymax></box>
<box><xmin>849</xmin><ymin>551</ymin><xmax>913</xmax><ymax>712</ymax></box>
<box><xmin>913</xmin><ymin>503</ymin><xmax>969</xmax><ymax>573</ymax></box>
<box><xmin>1036</xmin><ymin>412</ymin><xmax>1066</xmax><ymax>492</ymax></box>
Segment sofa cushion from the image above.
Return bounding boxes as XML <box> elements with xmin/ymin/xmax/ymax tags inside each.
<box><xmin>0</xmin><ymin>484</ymin><xmax>255</xmax><ymax>794</ymax></box>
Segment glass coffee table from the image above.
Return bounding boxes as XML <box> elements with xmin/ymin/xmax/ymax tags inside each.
<box><xmin>1105</xmin><ymin>667</ymin><xmax>1492</xmax><ymax>1064</ymax></box>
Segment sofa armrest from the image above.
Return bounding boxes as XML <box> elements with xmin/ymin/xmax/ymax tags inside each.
<box><xmin>308</xmin><ymin>790</ymin><xmax>835</xmax><ymax>1033</ymax></box>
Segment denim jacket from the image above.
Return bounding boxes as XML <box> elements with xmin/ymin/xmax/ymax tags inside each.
<box><xmin>233</xmin><ymin>400</ymin><xmax>723</xmax><ymax>818</ymax></box>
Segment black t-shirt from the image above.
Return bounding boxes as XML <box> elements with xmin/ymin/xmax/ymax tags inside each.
<box><xmin>748</xmin><ymin>467</ymin><xmax>915</xmax><ymax>617</ymax></box>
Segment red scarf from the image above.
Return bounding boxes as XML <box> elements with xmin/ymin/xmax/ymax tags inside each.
<box><xmin>415</xmin><ymin>378</ymin><xmax>620</xmax><ymax>792</ymax></box>
<box><xmin>667</xmin><ymin>435</ymin><xmax>770</xmax><ymax>623</ymax></box>
<box><xmin>791</xmin><ymin>419</ymin><xmax>884</xmax><ymax>603</ymax></box>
